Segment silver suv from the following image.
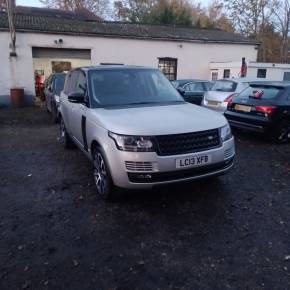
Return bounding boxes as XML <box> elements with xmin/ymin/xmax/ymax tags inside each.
<box><xmin>59</xmin><ymin>66</ymin><xmax>235</xmax><ymax>199</ymax></box>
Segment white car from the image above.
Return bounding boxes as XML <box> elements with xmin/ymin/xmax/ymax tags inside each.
<box><xmin>59</xmin><ymin>66</ymin><xmax>235</xmax><ymax>199</ymax></box>
<box><xmin>203</xmin><ymin>78</ymin><xmax>264</xmax><ymax>113</ymax></box>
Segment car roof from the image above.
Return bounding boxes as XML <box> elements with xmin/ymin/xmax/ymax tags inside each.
<box><xmin>217</xmin><ymin>78</ymin><xmax>266</xmax><ymax>83</ymax></box>
<box><xmin>249</xmin><ymin>81</ymin><xmax>290</xmax><ymax>88</ymax></box>
<box><xmin>172</xmin><ymin>79</ymin><xmax>210</xmax><ymax>86</ymax></box>
<box><xmin>77</xmin><ymin>65</ymin><xmax>154</xmax><ymax>72</ymax></box>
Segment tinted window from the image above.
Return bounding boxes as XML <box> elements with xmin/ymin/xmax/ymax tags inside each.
<box><xmin>211</xmin><ymin>80</ymin><xmax>237</xmax><ymax>92</ymax></box>
<box><xmin>204</xmin><ymin>81</ymin><xmax>214</xmax><ymax>90</ymax></box>
<box><xmin>89</xmin><ymin>69</ymin><xmax>183</xmax><ymax>107</ymax></box>
<box><xmin>76</xmin><ymin>72</ymin><xmax>87</xmax><ymax>94</ymax></box>
<box><xmin>239</xmin><ymin>86</ymin><xmax>283</xmax><ymax>100</ymax></box>
<box><xmin>53</xmin><ymin>75</ymin><xmax>66</xmax><ymax>95</ymax></box>
<box><xmin>184</xmin><ymin>82</ymin><xmax>204</xmax><ymax>92</ymax></box>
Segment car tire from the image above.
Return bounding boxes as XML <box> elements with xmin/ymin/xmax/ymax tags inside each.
<box><xmin>51</xmin><ymin>101</ymin><xmax>58</xmax><ymax>124</ymax></box>
<box><xmin>92</xmin><ymin>147</ymin><xmax>117</xmax><ymax>200</ymax></box>
<box><xmin>45</xmin><ymin>99</ymin><xmax>50</xmax><ymax>113</ymax></box>
<box><xmin>273</xmin><ymin>120</ymin><xmax>290</xmax><ymax>144</ymax></box>
<box><xmin>59</xmin><ymin>117</ymin><xmax>74</xmax><ymax>149</ymax></box>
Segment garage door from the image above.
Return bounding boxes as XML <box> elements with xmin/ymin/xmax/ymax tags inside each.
<box><xmin>32</xmin><ymin>47</ymin><xmax>91</xmax><ymax>59</ymax></box>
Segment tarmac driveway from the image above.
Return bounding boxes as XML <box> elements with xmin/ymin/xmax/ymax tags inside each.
<box><xmin>0</xmin><ymin>106</ymin><xmax>290</xmax><ymax>290</ymax></box>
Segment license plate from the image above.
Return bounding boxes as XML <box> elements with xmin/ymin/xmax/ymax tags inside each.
<box><xmin>235</xmin><ymin>104</ymin><xmax>252</xmax><ymax>112</ymax></box>
<box><xmin>176</xmin><ymin>155</ymin><xmax>212</xmax><ymax>169</ymax></box>
<box><xmin>207</xmin><ymin>100</ymin><xmax>219</xmax><ymax>106</ymax></box>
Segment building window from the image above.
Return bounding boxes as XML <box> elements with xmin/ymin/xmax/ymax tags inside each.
<box><xmin>158</xmin><ymin>58</ymin><xmax>177</xmax><ymax>80</ymax></box>
<box><xmin>211</xmin><ymin>71</ymin><xmax>218</xmax><ymax>81</ymax></box>
<box><xmin>223</xmin><ymin>69</ymin><xmax>230</xmax><ymax>78</ymax></box>
<box><xmin>283</xmin><ymin>72</ymin><xmax>290</xmax><ymax>81</ymax></box>
<box><xmin>257</xmin><ymin>69</ymin><xmax>267</xmax><ymax>78</ymax></box>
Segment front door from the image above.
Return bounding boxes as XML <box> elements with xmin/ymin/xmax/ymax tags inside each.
<box><xmin>69</xmin><ymin>70</ymin><xmax>89</xmax><ymax>150</ymax></box>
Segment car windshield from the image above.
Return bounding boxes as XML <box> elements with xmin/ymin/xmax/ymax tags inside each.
<box><xmin>89</xmin><ymin>68</ymin><xmax>184</xmax><ymax>107</ymax></box>
<box><xmin>239</xmin><ymin>85</ymin><xmax>283</xmax><ymax>99</ymax></box>
<box><xmin>211</xmin><ymin>80</ymin><xmax>237</xmax><ymax>92</ymax></box>
<box><xmin>54</xmin><ymin>75</ymin><xmax>65</xmax><ymax>95</ymax></box>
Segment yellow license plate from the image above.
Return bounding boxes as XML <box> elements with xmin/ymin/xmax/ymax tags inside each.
<box><xmin>207</xmin><ymin>100</ymin><xmax>219</xmax><ymax>106</ymax></box>
<box><xmin>235</xmin><ymin>104</ymin><xmax>252</xmax><ymax>112</ymax></box>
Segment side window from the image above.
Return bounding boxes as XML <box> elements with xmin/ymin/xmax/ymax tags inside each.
<box><xmin>190</xmin><ymin>82</ymin><xmax>203</xmax><ymax>91</ymax></box>
<box><xmin>63</xmin><ymin>73</ymin><xmax>71</xmax><ymax>94</ymax></box>
<box><xmin>76</xmin><ymin>72</ymin><xmax>87</xmax><ymax>94</ymax></box>
<box><xmin>65</xmin><ymin>71</ymin><xmax>79</xmax><ymax>94</ymax></box>
<box><xmin>184</xmin><ymin>84</ymin><xmax>191</xmax><ymax>92</ymax></box>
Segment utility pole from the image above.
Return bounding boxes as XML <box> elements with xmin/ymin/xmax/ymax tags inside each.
<box><xmin>6</xmin><ymin>0</ymin><xmax>16</xmax><ymax>57</ymax></box>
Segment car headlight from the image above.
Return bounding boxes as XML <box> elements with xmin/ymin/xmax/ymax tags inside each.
<box><xmin>108</xmin><ymin>132</ymin><xmax>154</xmax><ymax>152</ymax></box>
<box><xmin>220</xmin><ymin>123</ymin><xmax>232</xmax><ymax>142</ymax></box>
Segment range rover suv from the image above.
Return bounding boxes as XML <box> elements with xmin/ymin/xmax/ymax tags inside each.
<box><xmin>59</xmin><ymin>66</ymin><xmax>235</xmax><ymax>199</ymax></box>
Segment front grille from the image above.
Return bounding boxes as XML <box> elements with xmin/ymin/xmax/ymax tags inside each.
<box><xmin>155</xmin><ymin>129</ymin><xmax>221</xmax><ymax>156</ymax></box>
<box><xmin>125</xmin><ymin>161</ymin><xmax>154</xmax><ymax>172</ymax></box>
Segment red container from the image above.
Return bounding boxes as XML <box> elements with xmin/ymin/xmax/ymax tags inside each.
<box><xmin>10</xmin><ymin>88</ymin><xmax>24</xmax><ymax>108</ymax></box>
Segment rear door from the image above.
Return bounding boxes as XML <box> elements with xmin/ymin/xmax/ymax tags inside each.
<box><xmin>69</xmin><ymin>70</ymin><xmax>89</xmax><ymax>149</ymax></box>
<box><xmin>183</xmin><ymin>82</ymin><xmax>205</xmax><ymax>105</ymax></box>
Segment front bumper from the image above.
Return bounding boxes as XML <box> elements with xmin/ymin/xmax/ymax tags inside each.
<box><xmin>105</xmin><ymin>137</ymin><xmax>235</xmax><ymax>189</ymax></box>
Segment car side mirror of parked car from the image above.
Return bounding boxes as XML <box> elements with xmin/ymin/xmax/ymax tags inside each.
<box><xmin>177</xmin><ymin>87</ymin><xmax>185</xmax><ymax>96</ymax></box>
<box><xmin>68</xmin><ymin>92</ymin><xmax>85</xmax><ymax>103</ymax></box>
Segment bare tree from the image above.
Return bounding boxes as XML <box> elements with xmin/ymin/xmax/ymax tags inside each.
<box><xmin>224</xmin><ymin>0</ymin><xmax>272</xmax><ymax>37</ymax></box>
<box><xmin>272</xmin><ymin>0</ymin><xmax>290</xmax><ymax>62</ymax></box>
<box><xmin>40</xmin><ymin>0</ymin><xmax>112</xmax><ymax>19</ymax></box>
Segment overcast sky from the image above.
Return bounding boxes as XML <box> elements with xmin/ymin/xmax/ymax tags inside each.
<box><xmin>17</xmin><ymin>0</ymin><xmax>211</xmax><ymax>8</ymax></box>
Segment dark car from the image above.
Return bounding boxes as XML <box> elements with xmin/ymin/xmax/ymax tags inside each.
<box><xmin>44</xmin><ymin>73</ymin><xmax>66</xmax><ymax>123</ymax></box>
<box><xmin>225</xmin><ymin>82</ymin><xmax>290</xmax><ymax>143</ymax></box>
<box><xmin>171</xmin><ymin>79</ymin><xmax>213</xmax><ymax>105</ymax></box>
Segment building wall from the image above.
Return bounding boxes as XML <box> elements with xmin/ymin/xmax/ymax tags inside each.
<box><xmin>210</xmin><ymin>61</ymin><xmax>290</xmax><ymax>81</ymax></box>
<box><xmin>0</xmin><ymin>31</ymin><xmax>257</xmax><ymax>106</ymax></box>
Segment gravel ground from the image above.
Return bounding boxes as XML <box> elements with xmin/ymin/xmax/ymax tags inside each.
<box><xmin>0</xmin><ymin>106</ymin><xmax>290</xmax><ymax>290</ymax></box>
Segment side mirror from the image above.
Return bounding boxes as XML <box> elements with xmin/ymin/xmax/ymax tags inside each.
<box><xmin>68</xmin><ymin>92</ymin><xmax>85</xmax><ymax>103</ymax></box>
<box><xmin>177</xmin><ymin>87</ymin><xmax>185</xmax><ymax>96</ymax></box>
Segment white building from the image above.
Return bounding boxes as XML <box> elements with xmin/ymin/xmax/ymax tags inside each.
<box><xmin>0</xmin><ymin>6</ymin><xmax>258</xmax><ymax>106</ymax></box>
<box><xmin>210</xmin><ymin>60</ymin><xmax>290</xmax><ymax>81</ymax></box>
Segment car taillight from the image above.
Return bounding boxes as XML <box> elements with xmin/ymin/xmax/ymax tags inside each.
<box><xmin>224</xmin><ymin>94</ymin><xmax>234</xmax><ymax>107</ymax></box>
<box><xmin>255</xmin><ymin>106</ymin><xmax>277</xmax><ymax>115</ymax></box>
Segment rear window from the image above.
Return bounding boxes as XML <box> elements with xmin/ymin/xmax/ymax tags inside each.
<box><xmin>239</xmin><ymin>86</ymin><xmax>283</xmax><ymax>100</ymax></box>
<box><xmin>211</xmin><ymin>80</ymin><xmax>237</xmax><ymax>92</ymax></box>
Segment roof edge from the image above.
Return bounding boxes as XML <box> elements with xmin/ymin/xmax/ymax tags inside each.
<box><xmin>0</xmin><ymin>27</ymin><xmax>259</xmax><ymax>46</ymax></box>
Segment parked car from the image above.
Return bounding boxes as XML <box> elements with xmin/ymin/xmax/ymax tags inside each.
<box><xmin>171</xmin><ymin>79</ymin><xmax>213</xmax><ymax>105</ymax></box>
<box><xmin>44</xmin><ymin>73</ymin><xmax>66</xmax><ymax>123</ymax></box>
<box><xmin>203</xmin><ymin>78</ymin><xmax>264</xmax><ymax>113</ymax></box>
<box><xmin>225</xmin><ymin>82</ymin><xmax>290</xmax><ymax>143</ymax></box>
<box><xmin>59</xmin><ymin>66</ymin><xmax>235</xmax><ymax>199</ymax></box>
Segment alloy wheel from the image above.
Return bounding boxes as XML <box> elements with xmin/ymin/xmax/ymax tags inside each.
<box><xmin>93</xmin><ymin>152</ymin><xmax>108</xmax><ymax>197</ymax></box>
<box><xmin>60</xmin><ymin>118</ymin><xmax>66</xmax><ymax>144</ymax></box>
